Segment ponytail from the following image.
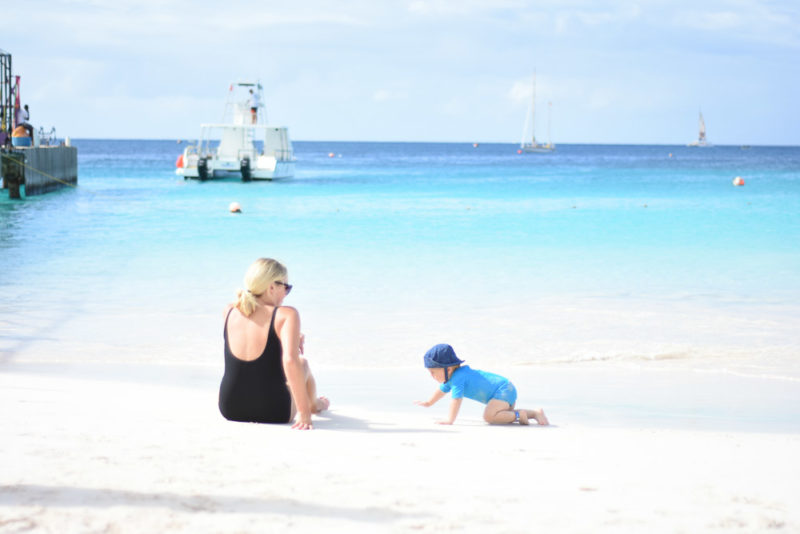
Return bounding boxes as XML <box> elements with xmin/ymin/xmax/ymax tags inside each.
<box><xmin>234</xmin><ymin>288</ymin><xmax>260</xmax><ymax>317</ymax></box>
<box><xmin>233</xmin><ymin>258</ymin><xmax>288</xmax><ymax>316</ymax></box>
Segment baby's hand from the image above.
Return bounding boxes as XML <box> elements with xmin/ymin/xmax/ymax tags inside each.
<box><xmin>414</xmin><ymin>400</ymin><xmax>431</xmax><ymax>407</ymax></box>
<box><xmin>436</xmin><ymin>420</ymin><xmax>453</xmax><ymax>425</ymax></box>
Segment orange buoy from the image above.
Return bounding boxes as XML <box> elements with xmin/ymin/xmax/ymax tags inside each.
<box><xmin>229</xmin><ymin>201</ymin><xmax>242</xmax><ymax>213</ymax></box>
<box><xmin>517</xmin><ymin>149</ymin><xmax>522</xmax><ymax>154</ymax></box>
<box><xmin>176</xmin><ymin>154</ymin><xmax>184</xmax><ymax>168</ymax></box>
<box><xmin>733</xmin><ymin>176</ymin><xmax>745</xmax><ymax>186</ymax></box>
<box><xmin>328</xmin><ymin>152</ymin><xmax>336</xmax><ymax>158</ymax></box>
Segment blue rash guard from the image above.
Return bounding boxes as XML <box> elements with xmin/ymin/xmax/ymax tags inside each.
<box><xmin>439</xmin><ymin>365</ymin><xmax>517</xmax><ymax>406</ymax></box>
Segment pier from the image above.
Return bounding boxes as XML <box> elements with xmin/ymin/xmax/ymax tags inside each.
<box><xmin>1</xmin><ymin>145</ymin><xmax>78</xmax><ymax>198</ymax></box>
<box><xmin>1</xmin><ymin>48</ymin><xmax>76</xmax><ymax>199</ymax></box>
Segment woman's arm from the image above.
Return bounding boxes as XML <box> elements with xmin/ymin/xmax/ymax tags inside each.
<box><xmin>277</xmin><ymin>306</ymin><xmax>313</xmax><ymax>429</ymax></box>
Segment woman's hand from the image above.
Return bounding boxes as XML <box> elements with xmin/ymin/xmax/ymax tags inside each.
<box><xmin>292</xmin><ymin>412</ymin><xmax>313</xmax><ymax>430</ymax></box>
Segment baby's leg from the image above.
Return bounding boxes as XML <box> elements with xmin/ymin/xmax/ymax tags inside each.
<box><xmin>524</xmin><ymin>408</ymin><xmax>549</xmax><ymax>425</ymax></box>
<box><xmin>483</xmin><ymin>399</ymin><xmax>517</xmax><ymax>424</ymax></box>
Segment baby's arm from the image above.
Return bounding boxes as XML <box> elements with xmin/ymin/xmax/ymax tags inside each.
<box><xmin>415</xmin><ymin>388</ymin><xmax>446</xmax><ymax>407</ymax></box>
<box><xmin>437</xmin><ymin>397</ymin><xmax>463</xmax><ymax>425</ymax></box>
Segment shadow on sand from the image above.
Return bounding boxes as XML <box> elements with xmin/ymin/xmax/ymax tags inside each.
<box><xmin>0</xmin><ymin>483</ymin><xmax>429</xmax><ymax>523</ymax></box>
<box><xmin>312</xmin><ymin>410</ymin><xmax>443</xmax><ymax>434</ymax></box>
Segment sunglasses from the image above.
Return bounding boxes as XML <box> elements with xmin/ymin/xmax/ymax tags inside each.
<box><xmin>275</xmin><ymin>281</ymin><xmax>293</xmax><ymax>294</ymax></box>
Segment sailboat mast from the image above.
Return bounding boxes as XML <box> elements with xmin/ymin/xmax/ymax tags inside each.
<box><xmin>531</xmin><ymin>71</ymin><xmax>537</xmax><ymax>145</ymax></box>
<box><xmin>547</xmin><ymin>101</ymin><xmax>552</xmax><ymax>146</ymax></box>
<box><xmin>698</xmin><ymin>112</ymin><xmax>706</xmax><ymax>142</ymax></box>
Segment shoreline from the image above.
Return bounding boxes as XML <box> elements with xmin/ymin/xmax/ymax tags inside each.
<box><xmin>4</xmin><ymin>359</ymin><xmax>800</xmax><ymax>434</ymax></box>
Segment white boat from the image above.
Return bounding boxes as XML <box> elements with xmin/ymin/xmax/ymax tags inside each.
<box><xmin>176</xmin><ymin>81</ymin><xmax>295</xmax><ymax>180</ymax></box>
<box><xmin>687</xmin><ymin>111</ymin><xmax>711</xmax><ymax>147</ymax></box>
<box><xmin>520</xmin><ymin>71</ymin><xmax>555</xmax><ymax>153</ymax></box>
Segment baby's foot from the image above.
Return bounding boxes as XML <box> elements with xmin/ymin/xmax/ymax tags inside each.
<box><xmin>517</xmin><ymin>411</ymin><xmax>529</xmax><ymax>425</ymax></box>
<box><xmin>532</xmin><ymin>409</ymin><xmax>549</xmax><ymax>426</ymax></box>
<box><xmin>313</xmin><ymin>396</ymin><xmax>330</xmax><ymax>414</ymax></box>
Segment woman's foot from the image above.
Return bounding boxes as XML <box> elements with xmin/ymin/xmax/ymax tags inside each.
<box><xmin>531</xmin><ymin>408</ymin><xmax>549</xmax><ymax>426</ymax></box>
<box><xmin>312</xmin><ymin>396</ymin><xmax>330</xmax><ymax>414</ymax></box>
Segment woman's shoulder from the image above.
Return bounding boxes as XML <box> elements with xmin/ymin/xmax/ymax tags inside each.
<box><xmin>275</xmin><ymin>305</ymin><xmax>300</xmax><ymax>320</ymax></box>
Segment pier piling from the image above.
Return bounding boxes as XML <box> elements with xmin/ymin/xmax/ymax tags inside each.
<box><xmin>1</xmin><ymin>150</ymin><xmax>24</xmax><ymax>199</ymax></box>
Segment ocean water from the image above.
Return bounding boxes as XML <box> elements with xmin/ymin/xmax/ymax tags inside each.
<box><xmin>2</xmin><ymin>141</ymin><xmax>799</xmax><ymax>381</ymax></box>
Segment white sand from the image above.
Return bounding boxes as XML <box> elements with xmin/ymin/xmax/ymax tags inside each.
<box><xmin>2</xmin><ymin>362</ymin><xmax>799</xmax><ymax>533</ymax></box>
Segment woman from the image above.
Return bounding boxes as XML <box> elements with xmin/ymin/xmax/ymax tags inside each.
<box><xmin>219</xmin><ymin>258</ymin><xmax>329</xmax><ymax>430</ymax></box>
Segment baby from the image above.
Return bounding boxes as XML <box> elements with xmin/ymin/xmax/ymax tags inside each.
<box><xmin>415</xmin><ymin>344</ymin><xmax>549</xmax><ymax>426</ymax></box>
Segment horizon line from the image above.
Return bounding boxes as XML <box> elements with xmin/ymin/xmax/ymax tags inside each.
<box><xmin>64</xmin><ymin>138</ymin><xmax>799</xmax><ymax>148</ymax></box>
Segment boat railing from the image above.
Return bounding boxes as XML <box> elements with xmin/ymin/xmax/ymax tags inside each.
<box><xmin>37</xmin><ymin>126</ymin><xmax>58</xmax><ymax>146</ymax></box>
<box><xmin>186</xmin><ymin>144</ymin><xmax>216</xmax><ymax>160</ymax></box>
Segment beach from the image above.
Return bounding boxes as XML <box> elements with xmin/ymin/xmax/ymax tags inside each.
<box><xmin>2</xmin><ymin>141</ymin><xmax>800</xmax><ymax>532</ymax></box>
<box><xmin>2</xmin><ymin>360</ymin><xmax>800</xmax><ymax>533</ymax></box>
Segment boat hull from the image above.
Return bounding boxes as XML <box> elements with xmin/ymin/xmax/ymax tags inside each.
<box><xmin>177</xmin><ymin>159</ymin><xmax>295</xmax><ymax>180</ymax></box>
<box><xmin>176</xmin><ymin>123</ymin><xmax>295</xmax><ymax>181</ymax></box>
<box><xmin>521</xmin><ymin>144</ymin><xmax>555</xmax><ymax>153</ymax></box>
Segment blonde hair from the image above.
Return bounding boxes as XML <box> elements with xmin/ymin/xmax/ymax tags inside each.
<box><xmin>234</xmin><ymin>258</ymin><xmax>288</xmax><ymax>316</ymax></box>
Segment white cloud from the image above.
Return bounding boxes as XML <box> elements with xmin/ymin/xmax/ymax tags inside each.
<box><xmin>690</xmin><ymin>11</ymin><xmax>743</xmax><ymax>30</ymax></box>
<box><xmin>408</xmin><ymin>0</ymin><xmax>524</xmax><ymax>16</ymax></box>
<box><xmin>670</xmin><ymin>2</ymin><xmax>800</xmax><ymax>46</ymax></box>
<box><xmin>372</xmin><ymin>89</ymin><xmax>407</xmax><ymax>102</ymax></box>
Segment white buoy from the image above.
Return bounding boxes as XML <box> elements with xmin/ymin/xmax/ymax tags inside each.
<box><xmin>229</xmin><ymin>201</ymin><xmax>242</xmax><ymax>213</ymax></box>
<box><xmin>733</xmin><ymin>176</ymin><xmax>745</xmax><ymax>186</ymax></box>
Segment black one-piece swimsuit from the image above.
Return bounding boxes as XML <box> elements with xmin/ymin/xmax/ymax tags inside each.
<box><xmin>218</xmin><ymin>307</ymin><xmax>292</xmax><ymax>423</ymax></box>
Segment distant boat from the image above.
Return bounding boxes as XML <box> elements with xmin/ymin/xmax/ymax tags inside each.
<box><xmin>176</xmin><ymin>81</ymin><xmax>295</xmax><ymax>181</ymax></box>
<box><xmin>687</xmin><ymin>111</ymin><xmax>711</xmax><ymax>147</ymax></box>
<box><xmin>520</xmin><ymin>71</ymin><xmax>555</xmax><ymax>153</ymax></box>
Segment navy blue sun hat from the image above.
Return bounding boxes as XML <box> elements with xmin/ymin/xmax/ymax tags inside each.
<box><xmin>423</xmin><ymin>344</ymin><xmax>464</xmax><ymax>368</ymax></box>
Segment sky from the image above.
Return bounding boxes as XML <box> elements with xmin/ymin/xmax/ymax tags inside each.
<box><xmin>4</xmin><ymin>0</ymin><xmax>799</xmax><ymax>144</ymax></box>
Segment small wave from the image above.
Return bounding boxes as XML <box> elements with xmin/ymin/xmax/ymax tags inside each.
<box><xmin>691</xmin><ymin>368</ymin><xmax>800</xmax><ymax>383</ymax></box>
<box><xmin>514</xmin><ymin>351</ymin><xmax>800</xmax><ymax>382</ymax></box>
<box><xmin>516</xmin><ymin>351</ymin><xmax>693</xmax><ymax>365</ymax></box>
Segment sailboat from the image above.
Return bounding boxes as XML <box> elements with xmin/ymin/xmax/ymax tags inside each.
<box><xmin>687</xmin><ymin>111</ymin><xmax>710</xmax><ymax>147</ymax></box>
<box><xmin>520</xmin><ymin>71</ymin><xmax>555</xmax><ymax>153</ymax></box>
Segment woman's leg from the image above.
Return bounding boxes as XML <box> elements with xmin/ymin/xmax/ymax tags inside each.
<box><xmin>288</xmin><ymin>358</ymin><xmax>328</xmax><ymax>422</ymax></box>
<box><xmin>301</xmin><ymin>358</ymin><xmax>329</xmax><ymax>413</ymax></box>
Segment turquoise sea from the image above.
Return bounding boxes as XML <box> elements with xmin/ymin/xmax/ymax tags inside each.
<box><xmin>2</xmin><ymin>141</ymin><xmax>799</xmax><ymax>384</ymax></box>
